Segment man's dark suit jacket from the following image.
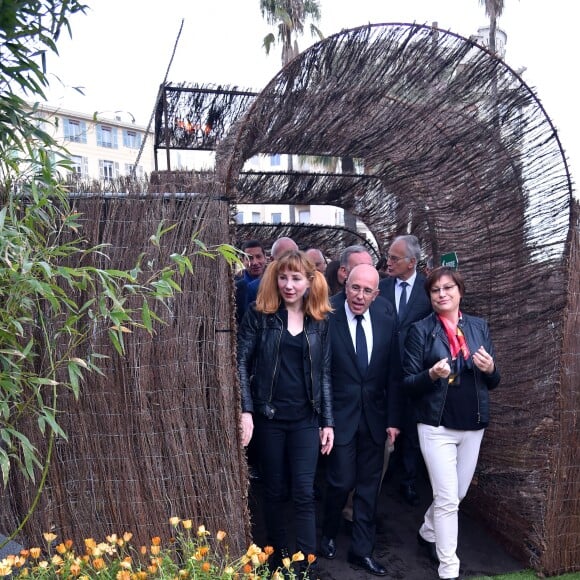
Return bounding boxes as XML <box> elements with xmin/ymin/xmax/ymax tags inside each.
<box><xmin>328</xmin><ymin>293</ymin><xmax>401</xmax><ymax>446</ymax></box>
<box><xmin>378</xmin><ymin>273</ymin><xmax>432</xmax><ymax>360</ymax></box>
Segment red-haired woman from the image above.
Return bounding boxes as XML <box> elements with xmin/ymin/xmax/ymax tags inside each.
<box><xmin>238</xmin><ymin>250</ymin><xmax>334</xmax><ymax>576</ymax></box>
<box><xmin>403</xmin><ymin>267</ymin><xmax>500</xmax><ymax>580</ymax></box>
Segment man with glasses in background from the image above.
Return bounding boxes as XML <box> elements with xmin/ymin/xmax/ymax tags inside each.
<box><xmin>379</xmin><ymin>235</ymin><xmax>432</xmax><ymax>507</ymax></box>
<box><xmin>320</xmin><ymin>264</ymin><xmax>401</xmax><ymax>576</ymax></box>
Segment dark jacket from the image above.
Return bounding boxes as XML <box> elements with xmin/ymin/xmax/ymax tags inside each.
<box><xmin>328</xmin><ymin>293</ymin><xmax>401</xmax><ymax>445</ymax></box>
<box><xmin>402</xmin><ymin>312</ymin><xmax>500</xmax><ymax>427</ymax></box>
<box><xmin>237</xmin><ymin>304</ymin><xmax>334</xmax><ymax>428</ymax></box>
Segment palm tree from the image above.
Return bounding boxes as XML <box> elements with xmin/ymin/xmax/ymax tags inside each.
<box><xmin>479</xmin><ymin>0</ymin><xmax>504</xmax><ymax>54</ymax></box>
<box><xmin>260</xmin><ymin>0</ymin><xmax>322</xmax><ymax>66</ymax></box>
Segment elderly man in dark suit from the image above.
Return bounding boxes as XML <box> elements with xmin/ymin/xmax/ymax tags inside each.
<box><xmin>379</xmin><ymin>235</ymin><xmax>432</xmax><ymax>506</ymax></box>
<box><xmin>320</xmin><ymin>264</ymin><xmax>401</xmax><ymax>576</ymax></box>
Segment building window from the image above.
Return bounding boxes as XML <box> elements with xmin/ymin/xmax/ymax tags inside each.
<box><xmin>123</xmin><ymin>129</ymin><xmax>142</xmax><ymax>149</ymax></box>
<box><xmin>252</xmin><ymin>212</ymin><xmax>261</xmax><ymax>223</ymax></box>
<box><xmin>298</xmin><ymin>210</ymin><xmax>310</xmax><ymax>223</ymax></box>
<box><xmin>270</xmin><ymin>154</ymin><xmax>281</xmax><ymax>166</ymax></box>
<box><xmin>63</xmin><ymin>118</ymin><xmax>87</xmax><ymax>143</ymax></box>
<box><xmin>70</xmin><ymin>155</ymin><xmax>88</xmax><ymax>178</ymax></box>
<box><xmin>99</xmin><ymin>159</ymin><xmax>119</xmax><ymax>180</ymax></box>
<box><xmin>271</xmin><ymin>212</ymin><xmax>282</xmax><ymax>224</ymax></box>
<box><xmin>125</xmin><ymin>163</ymin><xmax>143</xmax><ymax>177</ymax></box>
<box><xmin>96</xmin><ymin>125</ymin><xmax>118</xmax><ymax>148</ymax></box>
<box><xmin>235</xmin><ymin>212</ymin><xmax>244</xmax><ymax>224</ymax></box>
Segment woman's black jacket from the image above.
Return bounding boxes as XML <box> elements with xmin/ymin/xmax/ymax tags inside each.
<box><xmin>237</xmin><ymin>304</ymin><xmax>334</xmax><ymax>428</ymax></box>
<box><xmin>402</xmin><ymin>312</ymin><xmax>500</xmax><ymax>427</ymax></box>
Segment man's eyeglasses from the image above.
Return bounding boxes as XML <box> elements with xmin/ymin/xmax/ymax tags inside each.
<box><xmin>347</xmin><ymin>284</ymin><xmax>377</xmax><ymax>297</ymax></box>
<box><xmin>386</xmin><ymin>254</ymin><xmax>409</xmax><ymax>263</ymax></box>
<box><xmin>430</xmin><ymin>284</ymin><xmax>457</xmax><ymax>295</ymax></box>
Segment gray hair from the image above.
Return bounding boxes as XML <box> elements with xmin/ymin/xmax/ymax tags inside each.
<box><xmin>339</xmin><ymin>245</ymin><xmax>371</xmax><ymax>268</ymax></box>
<box><xmin>391</xmin><ymin>235</ymin><xmax>421</xmax><ymax>262</ymax></box>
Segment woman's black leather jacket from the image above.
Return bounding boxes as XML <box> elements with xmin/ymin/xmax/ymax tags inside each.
<box><xmin>237</xmin><ymin>304</ymin><xmax>334</xmax><ymax>428</ymax></box>
<box><xmin>402</xmin><ymin>312</ymin><xmax>500</xmax><ymax>427</ymax></box>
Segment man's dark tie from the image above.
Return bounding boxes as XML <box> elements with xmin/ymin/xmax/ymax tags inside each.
<box><xmin>355</xmin><ymin>314</ymin><xmax>368</xmax><ymax>374</ymax></box>
<box><xmin>398</xmin><ymin>281</ymin><xmax>408</xmax><ymax>319</ymax></box>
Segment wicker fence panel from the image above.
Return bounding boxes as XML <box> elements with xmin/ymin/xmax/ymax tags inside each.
<box><xmin>0</xmin><ymin>188</ymin><xmax>250</xmax><ymax>554</ymax></box>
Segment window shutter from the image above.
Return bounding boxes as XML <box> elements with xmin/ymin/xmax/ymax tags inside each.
<box><xmin>96</xmin><ymin>125</ymin><xmax>103</xmax><ymax>146</ymax></box>
<box><xmin>112</xmin><ymin>128</ymin><xmax>118</xmax><ymax>149</ymax></box>
<box><xmin>114</xmin><ymin>162</ymin><xmax>119</xmax><ymax>178</ymax></box>
<box><xmin>80</xmin><ymin>121</ymin><xmax>87</xmax><ymax>143</ymax></box>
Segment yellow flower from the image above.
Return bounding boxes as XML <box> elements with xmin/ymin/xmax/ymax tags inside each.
<box><xmin>196</xmin><ymin>525</ymin><xmax>210</xmax><ymax>537</ymax></box>
<box><xmin>56</xmin><ymin>543</ymin><xmax>68</xmax><ymax>555</ymax></box>
<box><xmin>224</xmin><ymin>567</ymin><xmax>234</xmax><ymax>575</ymax></box>
<box><xmin>92</xmin><ymin>557</ymin><xmax>105</xmax><ymax>571</ymax></box>
<box><xmin>122</xmin><ymin>532</ymin><xmax>133</xmax><ymax>543</ymax></box>
<box><xmin>65</xmin><ymin>539</ymin><xmax>74</xmax><ymax>550</ymax></box>
<box><xmin>150</xmin><ymin>545</ymin><xmax>161</xmax><ymax>556</ymax></box>
<box><xmin>0</xmin><ymin>560</ymin><xmax>13</xmax><ymax>577</ymax></box>
<box><xmin>106</xmin><ymin>534</ymin><xmax>118</xmax><ymax>544</ymax></box>
<box><xmin>282</xmin><ymin>557</ymin><xmax>291</xmax><ymax>569</ymax></box>
<box><xmin>134</xmin><ymin>573</ymin><xmax>148</xmax><ymax>580</ymax></box>
<box><xmin>199</xmin><ymin>546</ymin><xmax>209</xmax><ymax>557</ymax></box>
<box><xmin>70</xmin><ymin>562</ymin><xmax>82</xmax><ymax>576</ymax></box>
<box><xmin>216</xmin><ymin>530</ymin><xmax>226</xmax><ymax>541</ymax></box>
<box><xmin>140</xmin><ymin>546</ymin><xmax>147</xmax><ymax>556</ymax></box>
<box><xmin>201</xmin><ymin>562</ymin><xmax>211</xmax><ymax>572</ymax></box>
<box><xmin>38</xmin><ymin>561</ymin><xmax>49</xmax><ymax>569</ymax></box>
<box><xmin>291</xmin><ymin>551</ymin><xmax>304</xmax><ymax>562</ymax></box>
<box><xmin>51</xmin><ymin>555</ymin><xmax>63</xmax><ymax>566</ymax></box>
<box><xmin>250</xmin><ymin>554</ymin><xmax>260</xmax><ymax>567</ymax></box>
<box><xmin>178</xmin><ymin>570</ymin><xmax>190</xmax><ymax>578</ymax></box>
<box><xmin>242</xmin><ymin>564</ymin><xmax>252</xmax><ymax>574</ymax></box>
<box><xmin>29</xmin><ymin>548</ymin><xmax>41</xmax><ymax>559</ymax></box>
<box><xmin>263</xmin><ymin>546</ymin><xmax>274</xmax><ymax>556</ymax></box>
<box><xmin>43</xmin><ymin>533</ymin><xmax>57</xmax><ymax>543</ymax></box>
<box><xmin>245</xmin><ymin>544</ymin><xmax>261</xmax><ymax>557</ymax></box>
<box><xmin>116</xmin><ymin>571</ymin><xmax>131</xmax><ymax>580</ymax></box>
<box><xmin>307</xmin><ymin>554</ymin><xmax>316</xmax><ymax>564</ymax></box>
<box><xmin>151</xmin><ymin>536</ymin><xmax>161</xmax><ymax>546</ymax></box>
<box><xmin>169</xmin><ymin>517</ymin><xmax>181</xmax><ymax>527</ymax></box>
<box><xmin>121</xmin><ymin>556</ymin><xmax>132</xmax><ymax>568</ymax></box>
<box><xmin>181</xmin><ymin>519</ymin><xmax>193</xmax><ymax>530</ymax></box>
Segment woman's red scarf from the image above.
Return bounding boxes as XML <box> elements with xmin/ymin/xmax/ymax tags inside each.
<box><xmin>438</xmin><ymin>313</ymin><xmax>470</xmax><ymax>360</ymax></box>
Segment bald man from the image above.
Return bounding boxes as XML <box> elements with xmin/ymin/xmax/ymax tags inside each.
<box><xmin>305</xmin><ymin>247</ymin><xmax>327</xmax><ymax>274</ymax></box>
<box><xmin>320</xmin><ymin>264</ymin><xmax>401</xmax><ymax>576</ymax></box>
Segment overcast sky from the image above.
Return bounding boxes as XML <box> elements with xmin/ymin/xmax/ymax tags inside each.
<box><xmin>45</xmin><ymin>0</ymin><xmax>577</xmax><ymax>185</ymax></box>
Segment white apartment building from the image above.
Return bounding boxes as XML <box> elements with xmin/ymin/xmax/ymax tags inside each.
<box><xmin>36</xmin><ymin>104</ymin><xmax>154</xmax><ymax>180</ymax></box>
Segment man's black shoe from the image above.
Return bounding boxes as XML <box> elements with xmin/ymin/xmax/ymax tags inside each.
<box><xmin>319</xmin><ymin>536</ymin><xmax>336</xmax><ymax>559</ymax></box>
<box><xmin>399</xmin><ymin>483</ymin><xmax>420</xmax><ymax>506</ymax></box>
<box><xmin>346</xmin><ymin>552</ymin><xmax>387</xmax><ymax>576</ymax></box>
<box><xmin>417</xmin><ymin>532</ymin><xmax>439</xmax><ymax>564</ymax></box>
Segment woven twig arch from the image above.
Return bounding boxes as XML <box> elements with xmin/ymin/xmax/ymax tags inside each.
<box><xmin>216</xmin><ymin>23</ymin><xmax>578</xmax><ymax>575</ymax></box>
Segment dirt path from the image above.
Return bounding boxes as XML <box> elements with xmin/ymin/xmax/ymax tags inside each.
<box><xmin>249</xmin><ymin>462</ymin><xmax>523</xmax><ymax>579</ymax></box>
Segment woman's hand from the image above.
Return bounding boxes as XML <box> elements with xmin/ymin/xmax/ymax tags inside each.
<box><xmin>472</xmin><ymin>346</ymin><xmax>495</xmax><ymax>374</ymax></box>
<box><xmin>429</xmin><ymin>358</ymin><xmax>451</xmax><ymax>380</ymax></box>
<box><xmin>240</xmin><ymin>412</ymin><xmax>254</xmax><ymax>447</ymax></box>
<box><xmin>319</xmin><ymin>427</ymin><xmax>334</xmax><ymax>455</ymax></box>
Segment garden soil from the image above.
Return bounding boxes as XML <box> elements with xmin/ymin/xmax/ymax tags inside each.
<box><xmin>249</xmin><ymin>452</ymin><xmax>523</xmax><ymax>580</ymax></box>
